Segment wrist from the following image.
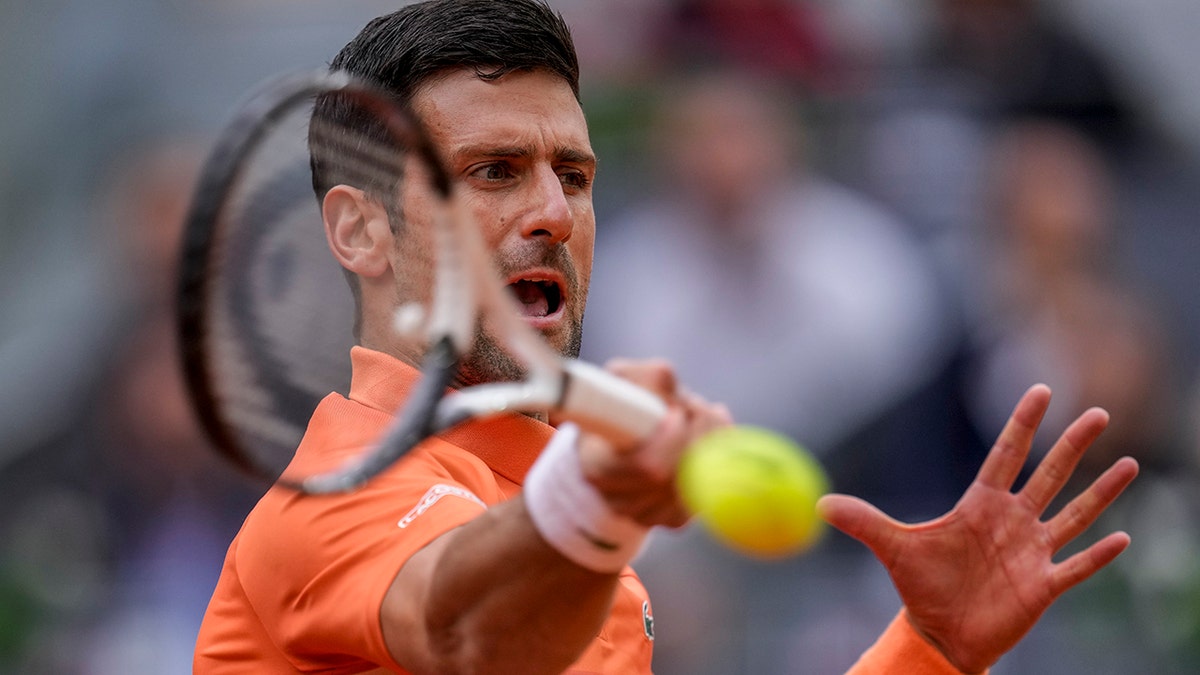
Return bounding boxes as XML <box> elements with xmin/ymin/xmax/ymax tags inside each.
<box><xmin>524</xmin><ymin>423</ymin><xmax>650</xmax><ymax>573</ymax></box>
<box><xmin>901</xmin><ymin>609</ymin><xmax>988</xmax><ymax>675</ymax></box>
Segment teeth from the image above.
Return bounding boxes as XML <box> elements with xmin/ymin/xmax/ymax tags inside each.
<box><xmin>508</xmin><ymin>278</ymin><xmax>561</xmax><ymax>316</ymax></box>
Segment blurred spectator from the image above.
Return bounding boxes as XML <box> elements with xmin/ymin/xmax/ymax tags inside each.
<box><xmin>857</xmin><ymin>0</ymin><xmax>1148</xmax><ymax>321</ymax></box>
<box><xmin>584</xmin><ymin>71</ymin><xmax>955</xmax><ymax>456</ymax></box>
<box><xmin>77</xmin><ymin>139</ymin><xmax>262</xmax><ymax>675</ymax></box>
<box><xmin>965</xmin><ymin>121</ymin><xmax>1181</xmax><ymax>475</ymax></box>
<box><xmin>0</xmin><ymin>138</ymin><xmax>260</xmax><ymax>674</ymax></box>
<box><xmin>959</xmin><ymin>120</ymin><xmax>1198</xmax><ymax>673</ymax></box>
<box><xmin>922</xmin><ymin>0</ymin><xmax>1141</xmax><ymax>154</ymax></box>
<box><xmin>647</xmin><ymin>0</ymin><xmax>834</xmax><ymax>90</ymax></box>
<box><xmin>582</xmin><ymin>70</ymin><xmax>959</xmax><ymax>674</ymax></box>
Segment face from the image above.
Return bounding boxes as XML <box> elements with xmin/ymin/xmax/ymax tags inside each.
<box><xmin>394</xmin><ymin>68</ymin><xmax>596</xmax><ymax>385</ymax></box>
<box><xmin>662</xmin><ymin>78</ymin><xmax>792</xmax><ymax>219</ymax></box>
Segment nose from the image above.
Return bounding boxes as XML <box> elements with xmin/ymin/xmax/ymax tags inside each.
<box><xmin>519</xmin><ymin>165</ymin><xmax>573</xmax><ymax>244</ymax></box>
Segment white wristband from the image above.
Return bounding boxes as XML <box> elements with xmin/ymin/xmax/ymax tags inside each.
<box><xmin>524</xmin><ymin>423</ymin><xmax>649</xmax><ymax>573</ymax></box>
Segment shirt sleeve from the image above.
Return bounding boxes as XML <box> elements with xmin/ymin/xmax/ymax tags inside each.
<box><xmin>238</xmin><ymin>446</ymin><xmax>493</xmax><ymax>673</ymax></box>
<box><xmin>845</xmin><ymin>610</ymin><xmax>986</xmax><ymax>675</ymax></box>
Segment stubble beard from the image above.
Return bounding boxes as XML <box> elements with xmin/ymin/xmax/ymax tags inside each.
<box><xmin>452</xmin><ymin>313</ymin><xmax>584</xmax><ymax>389</ymax></box>
<box><xmin>453</xmin><ymin>241</ymin><xmax>587</xmax><ymax>388</ymax></box>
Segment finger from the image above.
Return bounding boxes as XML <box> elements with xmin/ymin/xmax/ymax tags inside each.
<box><xmin>1050</xmin><ymin>531</ymin><xmax>1132</xmax><ymax>598</ymax></box>
<box><xmin>975</xmin><ymin>384</ymin><xmax>1052</xmax><ymax>491</ymax></box>
<box><xmin>584</xmin><ymin>406</ymin><xmax>689</xmax><ymax>488</ymax></box>
<box><xmin>1020</xmin><ymin>407</ymin><xmax>1110</xmax><ymax>513</ymax></box>
<box><xmin>1044</xmin><ymin>456</ymin><xmax>1139</xmax><ymax>551</ymax></box>
<box><xmin>817</xmin><ymin>494</ymin><xmax>903</xmax><ymax>564</ymax></box>
<box><xmin>605</xmin><ymin>357</ymin><xmax>678</xmax><ymax>401</ymax></box>
<box><xmin>676</xmin><ymin>388</ymin><xmax>734</xmax><ymax>436</ymax></box>
<box><xmin>609</xmin><ymin>490</ymin><xmax>691</xmax><ymax>528</ymax></box>
<box><xmin>639</xmin><ymin>405</ymin><xmax>692</xmax><ymax>479</ymax></box>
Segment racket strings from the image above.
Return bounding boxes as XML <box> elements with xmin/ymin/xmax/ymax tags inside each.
<box><xmin>199</xmin><ymin>96</ymin><xmax>361</xmax><ymax>478</ymax></box>
<box><xmin>308</xmin><ymin>115</ymin><xmax>410</xmax><ymax>199</ymax></box>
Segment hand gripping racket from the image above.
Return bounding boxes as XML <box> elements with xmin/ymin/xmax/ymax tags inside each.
<box><xmin>177</xmin><ymin>70</ymin><xmax>666</xmax><ymax>494</ymax></box>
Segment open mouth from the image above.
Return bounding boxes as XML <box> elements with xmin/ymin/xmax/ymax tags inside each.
<box><xmin>508</xmin><ymin>278</ymin><xmax>564</xmax><ymax>319</ymax></box>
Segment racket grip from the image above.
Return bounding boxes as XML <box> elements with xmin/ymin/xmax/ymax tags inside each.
<box><xmin>559</xmin><ymin>360</ymin><xmax>668</xmax><ymax>450</ymax></box>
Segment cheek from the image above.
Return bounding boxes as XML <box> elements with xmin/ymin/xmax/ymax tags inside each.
<box><xmin>571</xmin><ymin>226</ymin><xmax>594</xmax><ymax>268</ymax></box>
<box><xmin>570</xmin><ymin>218</ymin><xmax>595</xmax><ymax>297</ymax></box>
<box><xmin>464</xmin><ymin>196</ymin><xmax>508</xmax><ymax>248</ymax></box>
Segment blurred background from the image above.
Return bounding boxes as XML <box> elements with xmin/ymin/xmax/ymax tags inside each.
<box><xmin>2</xmin><ymin>0</ymin><xmax>1199</xmax><ymax>673</ymax></box>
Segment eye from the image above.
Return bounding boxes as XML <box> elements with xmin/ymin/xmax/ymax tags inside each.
<box><xmin>558</xmin><ymin>170</ymin><xmax>591</xmax><ymax>190</ymax></box>
<box><xmin>471</xmin><ymin>162</ymin><xmax>513</xmax><ymax>182</ymax></box>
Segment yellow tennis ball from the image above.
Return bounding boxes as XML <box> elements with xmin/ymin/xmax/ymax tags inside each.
<box><xmin>678</xmin><ymin>426</ymin><xmax>828</xmax><ymax>558</ymax></box>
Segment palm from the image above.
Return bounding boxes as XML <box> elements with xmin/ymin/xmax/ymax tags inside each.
<box><xmin>820</xmin><ymin>385</ymin><xmax>1138</xmax><ymax>673</ymax></box>
<box><xmin>874</xmin><ymin>482</ymin><xmax>1063</xmax><ymax>669</ymax></box>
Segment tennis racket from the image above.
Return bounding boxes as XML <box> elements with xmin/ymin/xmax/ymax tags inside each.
<box><xmin>177</xmin><ymin>70</ymin><xmax>666</xmax><ymax>494</ymax></box>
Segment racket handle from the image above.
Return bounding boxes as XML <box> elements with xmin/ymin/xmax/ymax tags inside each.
<box><xmin>559</xmin><ymin>360</ymin><xmax>668</xmax><ymax>450</ymax></box>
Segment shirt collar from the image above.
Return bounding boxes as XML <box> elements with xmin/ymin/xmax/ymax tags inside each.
<box><xmin>348</xmin><ymin>346</ymin><xmax>553</xmax><ymax>484</ymax></box>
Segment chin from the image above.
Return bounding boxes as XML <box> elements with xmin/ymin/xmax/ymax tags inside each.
<box><xmin>546</xmin><ymin>320</ymin><xmax>583</xmax><ymax>360</ymax></box>
<box><xmin>455</xmin><ymin>320</ymin><xmax>582</xmax><ymax>387</ymax></box>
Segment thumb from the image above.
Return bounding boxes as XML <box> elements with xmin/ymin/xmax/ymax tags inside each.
<box><xmin>817</xmin><ymin>493</ymin><xmax>901</xmax><ymax>559</ymax></box>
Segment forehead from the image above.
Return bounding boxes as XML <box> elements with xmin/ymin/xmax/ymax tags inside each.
<box><xmin>411</xmin><ymin>68</ymin><xmax>591</xmax><ymax>155</ymax></box>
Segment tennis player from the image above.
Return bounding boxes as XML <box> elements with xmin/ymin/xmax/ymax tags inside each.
<box><xmin>194</xmin><ymin>1</ymin><xmax>1138</xmax><ymax>673</ymax></box>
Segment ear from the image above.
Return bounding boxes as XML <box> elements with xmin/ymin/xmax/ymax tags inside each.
<box><xmin>323</xmin><ymin>185</ymin><xmax>393</xmax><ymax>279</ymax></box>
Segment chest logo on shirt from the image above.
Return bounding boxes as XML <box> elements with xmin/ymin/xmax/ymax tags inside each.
<box><xmin>642</xmin><ymin>601</ymin><xmax>654</xmax><ymax>642</ymax></box>
<box><xmin>398</xmin><ymin>484</ymin><xmax>487</xmax><ymax>529</ymax></box>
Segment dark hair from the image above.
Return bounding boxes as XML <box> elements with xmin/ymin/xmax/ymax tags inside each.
<box><xmin>310</xmin><ymin>0</ymin><xmax>580</xmax><ymax>202</ymax></box>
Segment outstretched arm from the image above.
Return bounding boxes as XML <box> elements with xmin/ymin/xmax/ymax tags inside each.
<box><xmin>821</xmin><ymin>384</ymin><xmax>1139</xmax><ymax>674</ymax></box>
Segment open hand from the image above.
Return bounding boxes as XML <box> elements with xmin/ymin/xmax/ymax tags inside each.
<box><xmin>818</xmin><ymin>384</ymin><xmax>1139</xmax><ymax>673</ymax></box>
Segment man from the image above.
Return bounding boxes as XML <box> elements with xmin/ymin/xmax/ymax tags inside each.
<box><xmin>194</xmin><ymin>2</ymin><xmax>1139</xmax><ymax>673</ymax></box>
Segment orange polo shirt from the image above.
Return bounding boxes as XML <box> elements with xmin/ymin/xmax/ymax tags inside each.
<box><xmin>849</xmin><ymin>610</ymin><xmax>985</xmax><ymax>675</ymax></box>
<box><xmin>194</xmin><ymin>346</ymin><xmax>654</xmax><ymax>674</ymax></box>
<box><xmin>194</xmin><ymin>347</ymin><xmax>974</xmax><ymax>674</ymax></box>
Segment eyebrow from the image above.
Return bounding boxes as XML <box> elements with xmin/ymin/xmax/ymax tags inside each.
<box><xmin>452</xmin><ymin>144</ymin><xmax>596</xmax><ymax>166</ymax></box>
